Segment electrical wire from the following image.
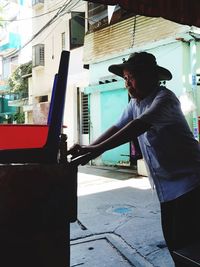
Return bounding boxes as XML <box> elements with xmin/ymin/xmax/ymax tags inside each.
<box><xmin>4</xmin><ymin>0</ymin><xmax>82</xmax><ymax>58</ymax></box>
<box><xmin>0</xmin><ymin>0</ymin><xmax>75</xmax><ymax>22</ymax></box>
<box><xmin>39</xmin><ymin>14</ymin><xmax>63</xmax><ymax>44</ymax></box>
<box><xmin>0</xmin><ymin>6</ymin><xmax>63</xmax><ymax>22</ymax></box>
<box><xmin>59</xmin><ymin>0</ymin><xmax>83</xmax><ymax>17</ymax></box>
<box><xmin>37</xmin><ymin>0</ymin><xmax>83</xmax><ymax>44</ymax></box>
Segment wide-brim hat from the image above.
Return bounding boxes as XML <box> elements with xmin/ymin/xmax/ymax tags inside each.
<box><xmin>108</xmin><ymin>52</ymin><xmax>172</xmax><ymax>81</ymax></box>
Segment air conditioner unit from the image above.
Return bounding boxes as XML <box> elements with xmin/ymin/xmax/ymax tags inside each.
<box><xmin>32</xmin><ymin>44</ymin><xmax>45</xmax><ymax>68</ymax></box>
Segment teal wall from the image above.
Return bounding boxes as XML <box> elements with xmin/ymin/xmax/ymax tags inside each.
<box><xmin>100</xmin><ymin>87</ymin><xmax>129</xmax><ymax>165</ymax></box>
<box><xmin>85</xmin><ymin>81</ymin><xmax>130</xmax><ymax>166</ymax></box>
<box><xmin>0</xmin><ymin>96</ymin><xmax>17</xmax><ymax>123</ymax></box>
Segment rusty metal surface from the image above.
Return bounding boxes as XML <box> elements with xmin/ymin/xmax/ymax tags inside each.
<box><xmin>83</xmin><ymin>16</ymin><xmax>189</xmax><ymax>64</ymax></box>
<box><xmin>84</xmin><ymin>0</ymin><xmax>200</xmax><ymax>29</ymax></box>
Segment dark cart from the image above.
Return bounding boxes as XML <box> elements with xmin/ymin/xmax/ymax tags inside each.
<box><xmin>173</xmin><ymin>243</ymin><xmax>200</xmax><ymax>266</ymax></box>
<box><xmin>0</xmin><ymin>51</ymin><xmax>80</xmax><ymax>266</ymax></box>
<box><xmin>0</xmin><ymin>163</ymin><xmax>77</xmax><ymax>267</ymax></box>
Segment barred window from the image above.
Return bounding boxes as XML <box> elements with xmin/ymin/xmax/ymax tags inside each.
<box><xmin>81</xmin><ymin>93</ymin><xmax>89</xmax><ymax>134</ymax></box>
<box><xmin>32</xmin><ymin>44</ymin><xmax>45</xmax><ymax>67</ymax></box>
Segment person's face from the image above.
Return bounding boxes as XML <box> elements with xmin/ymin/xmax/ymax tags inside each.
<box><xmin>123</xmin><ymin>69</ymin><xmax>156</xmax><ymax>100</ymax></box>
<box><xmin>123</xmin><ymin>69</ymin><xmax>140</xmax><ymax>99</ymax></box>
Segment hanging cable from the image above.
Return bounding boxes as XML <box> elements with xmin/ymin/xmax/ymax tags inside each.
<box><xmin>131</xmin><ymin>15</ymin><xmax>137</xmax><ymax>47</ymax></box>
<box><xmin>0</xmin><ymin>6</ymin><xmax>63</xmax><ymax>22</ymax></box>
<box><xmin>4</xmin><ymin>0</ymin><xmax>82</xmax><ymax>58</ymax></box>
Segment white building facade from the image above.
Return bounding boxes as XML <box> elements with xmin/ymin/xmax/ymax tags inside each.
<box><xmin>0</xmin><ymin>0</ymin><xmax>32</xmax><ymax>123</ymax></box>
<box><xmin>27</xmin><ymin>0</ymin><xmax>89</xmax><ymax>148</ymax></box>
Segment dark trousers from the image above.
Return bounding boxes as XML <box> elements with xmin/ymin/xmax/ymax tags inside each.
<box><xmin>160</xmin><ymin>186</ymin><xmax>200</xmax><ymax>267</ymax></box>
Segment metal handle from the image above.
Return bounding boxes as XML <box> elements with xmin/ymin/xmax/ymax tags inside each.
<box><xmin>69</xmin><ymin>152</ymin><xmax>93</xmax><ymax>166</ymax></box>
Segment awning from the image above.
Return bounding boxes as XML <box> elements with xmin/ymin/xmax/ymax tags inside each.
<box><xmin>84</xmin><ymin>0</ymin><xmax>200</xmax><ymax>28</ymax></box>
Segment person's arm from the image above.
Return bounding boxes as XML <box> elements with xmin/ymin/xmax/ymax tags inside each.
<box><xmin>68</xmin><ymin>119</ymin><xmax>151</xmax><ymax>160</ymax></box>
<box><xmin>68</xmin><ymin>98</ymin><xmax>135</xmax><ymax>157</ymax></box>
<box><xmin>90</xmin><ymin>125</ymin><xmax>119</xmax><ymax>145</ymax></box>
<box><xmin>67</xmin><ymin>125</ymin><xmax>119</xmax><ymax>156</ymax></box>
<box><xmin>90</xmin><ymin>119</ymin><xmax>151</xmax><ymax>155</ymax></box>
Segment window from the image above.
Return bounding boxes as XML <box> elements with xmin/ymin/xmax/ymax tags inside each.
<box><xmin>69</xmin><ymin>12</ymin><xmax>85</xmax><ymax>50</ymax></box>
<box><xmin>81</xmin><ymin>93</ymin><xmax>89</xmax><ymax>134</ymax></box>
<box><xmin>32</xmin><ymin>44</ymin><xmax>45</xmax><ymax>68</ymax></box>
<box><xmin>39</xmin><ymin>95</ymin><xmax>48</xmax><ymax>103</ymax></box>
<box><xmin>11</xmin><ymin>56</ymin><xmax>18</xmax><ymax>63</ymax></box>
<box><xmin>32</xmin><ymin>0</ymin><xmax>44</xmax><ymax>6</ymax></box>
<box><xmin>10</xmin><ymin>55</ymin><xmax>18</xmax><ymax>73</ymax></box>
<box><xmin>61</xmin><ymin>32</ymin><xmax>66</xmax><ymax>50</ymax></box>
<box><xmin>88</xmin><ymin>3</ymin><xmax>107</xmax><ymax>32</ymax></box>
<box><xmin>87</xmin><ymin>3</ymin><xmax>134</xmax><ymax>32</ymax></box>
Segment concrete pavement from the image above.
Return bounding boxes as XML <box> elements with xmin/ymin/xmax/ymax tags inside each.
<box><xmin>70</xmin><ymin>165</ymin><xmax>175</xmax><ymax>267</ymax></box>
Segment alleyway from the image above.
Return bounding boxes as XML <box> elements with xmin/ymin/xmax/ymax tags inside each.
<box><xmin>70</xmin><ymin>165</ymin><xmax>174</xmax><ymax>267</ymax></box>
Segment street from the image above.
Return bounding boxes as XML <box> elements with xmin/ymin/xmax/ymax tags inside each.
<box><xmin>70</xmin><ymin>165</ymin><xmax>174</xmax><ymax>267</ymax></box>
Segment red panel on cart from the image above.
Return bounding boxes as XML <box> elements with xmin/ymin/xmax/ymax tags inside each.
<box><xmin>0</xmin><ymin>125</ymin><xmax>49</xmax><ymax>150</ymax></box>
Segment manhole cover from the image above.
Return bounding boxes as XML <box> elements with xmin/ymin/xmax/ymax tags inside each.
<box><xmin>106</xmin><ymin>204</ymin><xmax>135</xmax><ymax>216</ymax></box>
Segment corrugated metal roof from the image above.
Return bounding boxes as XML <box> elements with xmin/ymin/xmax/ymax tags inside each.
<box><xmin>83</xmin><ymin>15</ymin><xmax>190</xmax><ymax>64</ymax></box>
<box><xmin>84</xmin><ymin>0</ymin><xmax>200</xmax><ymax>29</ymax></box>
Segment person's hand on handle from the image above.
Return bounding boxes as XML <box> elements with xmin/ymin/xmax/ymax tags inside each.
<box><xmin>67</xmin><ymin>143</ymin><xmax>85</xmax><ymax>158</ymax></box>
<box><xmin>67</xmin><ymin>143</ymin><xmax>103</xmax><ymax>165</ymax></box>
